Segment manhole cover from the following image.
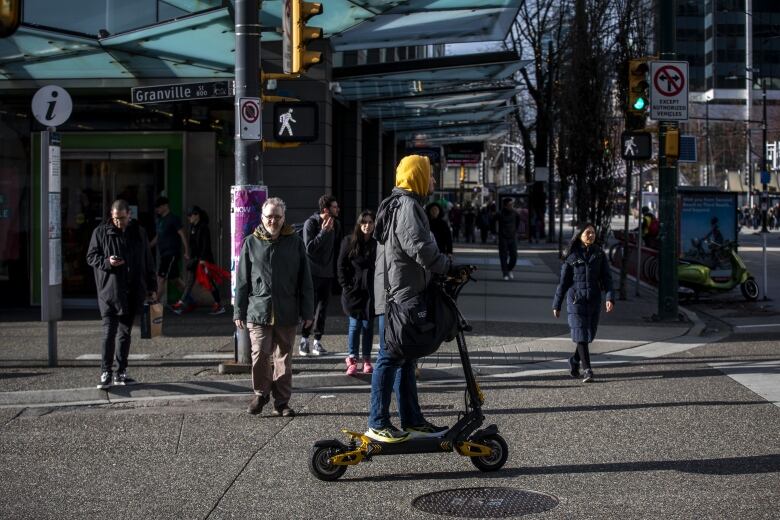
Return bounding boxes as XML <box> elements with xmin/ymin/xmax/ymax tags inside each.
<box><xmin>412</xmin><ymin>487</ymin><xmax>558</xmax><ymax>518</ymax></box>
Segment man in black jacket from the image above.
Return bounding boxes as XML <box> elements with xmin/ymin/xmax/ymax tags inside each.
<box><xmin>496</xmin><ymin>198</ymin><xmax>520</xmax><ymax>280</ymax></box>
<box><xmin>299</xmin><ymin>194</ymin><xmax>341</xmax><ymax>356</ymax></box>
<box><xmin>87</xmin><ymin>199</ymin><xmax>156</xmax><ymax>389</ymax></box>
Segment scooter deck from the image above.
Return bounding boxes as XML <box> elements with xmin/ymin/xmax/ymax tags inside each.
<box><xmin>340</xmin><ymin>429</ymin><xmax>491</xmax><ymax>457</ymax></box>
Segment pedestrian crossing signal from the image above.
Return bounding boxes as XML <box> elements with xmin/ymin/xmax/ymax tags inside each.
<box><xmin>273</xmin><ymin>102</ymin><xmax>319</xmax><ymax>143</ymax></box>
<box><xmin>627</xmin><ymin>59</ymin><xmax>650</xmax><ymax>116</ymax></box>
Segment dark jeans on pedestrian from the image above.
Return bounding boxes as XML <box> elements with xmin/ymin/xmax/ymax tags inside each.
<box><xmin>572</xmin><ymin>341</ymin><xmax>592</xmax><ymax>370</ymax></box>
<box><xmin>100</xmin><ymin>306</ymin><xmax>137</xmax><ymax>373</ymax></box>
<box><xmin>302</xmin><ymin>276</ymin><xmax>331</xmax><ymax>340</ymax></box>
<box><xmin>498</xmin><ymin>237</ymin><xmax>518</xmax><ymax>275</ymax></box>
<box><xmin>368</xmin><ymin>315</ymin><xmax>425</xmax><ymax>429</ymax></box>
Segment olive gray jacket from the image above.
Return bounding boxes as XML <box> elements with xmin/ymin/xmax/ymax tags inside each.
<box><xmin>233</xmin><ymin>224</ymin><xmax>314</xmax><ymax>327</ymax></box>
<box><xmin>373</xmin><ymin>188</ymin><xmax>451</xmax><ymax>315</ymax></box>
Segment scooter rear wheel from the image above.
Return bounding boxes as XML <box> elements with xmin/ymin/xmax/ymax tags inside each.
<box><xmin>741</xmin><ymin>278</ymin><xmax>759</xmax><ymax>301</ymax></box>
<box><xmin>309</xmin><ymin>445</ymin><xmax>348</xmax><ymax>481</ymax></box>
<box><xmin>470</xmin><ymin>434</ymin><xmax>508</xmax><ymax>472</ymax></box>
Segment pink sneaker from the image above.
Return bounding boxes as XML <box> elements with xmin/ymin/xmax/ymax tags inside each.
<box><xmin>345</xmin><ymin>356</ymin><xmax>358</xmax><ymax>376</ymax></box>
<box><xmin>362</xmin><ymin>358</ymin><xmax>373</xmax><ymax>374</ymax></box>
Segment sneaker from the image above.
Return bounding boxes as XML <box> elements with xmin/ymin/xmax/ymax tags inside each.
<box><xmin>362</xmin><ymin>358</ymin><xmax>373</xmax><ymax>374</ymax></box>
<box><xmin>247</xmin><ymin>394</ymin><xmax>270</xmax><ymax>415</ymax></box>
<box><xmin>508</xmin><ymin>272</ymin><xmax>514</xmax><ymax>280</ymax></box>
<box><xmin>173</xmin><ymin>303</ymin><xmax>197</xmax><ymax>315</ymax></box>
<box><xmin>209</xmin><ymin>303</ymin><xmax>226</xmax><ymax>315</ymax></box>
<box><xmin>312</xmin><ymin>340</ymin><xmax>327</xmax><ymax>356</ymax></box>
<box><xmin>345</xmin><ymin>356</ymin><xmax>358</xmax><ymax>376</ymax></box>
<box><xmin>404</xmin><ymin>420</ymin><xmax>448</xmax><ymax>438</ymax></box>
<box><xmin>271</xmin><ymin>406</ymin><xmax>295</xmax><ymax>417</ymax></box>
<box><xmin>170</xmin><ymin>300</ymin><xmax>185</xmax><ymax>311</ymax></box>
<box><xmin>567</xmin><ymin>356</ymin><xmax>581</xmax><ymax>379</ymax></box>
<box><xmin>298</xmin><ymin>337</ymin><xmax>310</xmax><ymax>356</ymax></box>
<box><xmin>113</xmin><ymin>370</ymin><xmax>136</xmax><ymax>386</ymax></box>
<box><xmin>365</xmin><ymin>425</ymin><xmax>410</xmax><ymax>443</ymax></box>
<box><xmin>503</xmin><ymin>274</ymin><xmax>510</xmax><ymax>281</ymax></box>
<box><xmin>96</xmin><ymin>371</ymin><xmax>112</xmax><ymax>389</ymax></box>
<box><xmin>582</xmin><ymin>369</ymin><xmax>594</xmax><ymax>383</ymax></box>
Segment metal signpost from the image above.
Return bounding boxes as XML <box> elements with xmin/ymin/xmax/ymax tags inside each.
<box><xmin>651</xmin><ymin>4</ymin><xmax>686</xmax><ymax>321</ymax></box>
<box><xmin>32</xmin><ymin>85</ymin><xmax>72</xmax><ymax>367</ymax></box>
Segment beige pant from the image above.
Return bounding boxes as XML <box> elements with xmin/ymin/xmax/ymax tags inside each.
<box><xmin>247</xmin><ymin>323</ymin><xmax>296</xmax><ymax>409</ymax></box>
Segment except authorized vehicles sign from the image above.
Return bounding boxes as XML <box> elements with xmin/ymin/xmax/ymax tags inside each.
<box><xmin>649</xmin><ymin>61</ymin><xmax>689</xmax><ymax>121</ymax></box>
<box><xmin>131</xmin><ymin>80</ymin><xmax>233</xmax><ymax>104</ymax></box>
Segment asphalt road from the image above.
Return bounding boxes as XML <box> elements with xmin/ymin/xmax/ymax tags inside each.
<box><xmin>1</xmin><ymin>331</ymin><xmax>778</xmax><ymax>519</ymax></box>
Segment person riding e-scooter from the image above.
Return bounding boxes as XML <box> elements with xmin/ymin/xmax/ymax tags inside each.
<box><xmin>367</xmin><ymin>154</ymin><xmax>461</xmax><ymax>443</ymax></box>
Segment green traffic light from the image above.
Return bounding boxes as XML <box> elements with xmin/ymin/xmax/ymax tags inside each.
<box><xmin>633</xmin><ymin>97</ymin><xmax>647</xmax><ymax>110</ymax></box>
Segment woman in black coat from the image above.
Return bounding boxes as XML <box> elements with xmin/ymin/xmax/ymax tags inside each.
<box><xmin>173</xmin><ymin>206</ymin><xmax>224</xmax><ymax>315</ymax></box>
<box><xmin>552</xmin><ymin>223</ymin><xmax>615</xmax><ymax>382</ymax></box>
<box><xmin>426</xmin><ymin>202</ymin><xmax>453</xmax><ymax>255</ymax></box>
<box><xmin>337</xmin><ymin>210</ymin><xmax>377</xmax><ymax>376</ymax></box>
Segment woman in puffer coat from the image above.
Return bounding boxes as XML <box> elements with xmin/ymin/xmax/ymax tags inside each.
<box><xmin>552</xmin><ymin>223</ymin><xmax>614</xmax><ymax>382</ymax></box>
<box><xmin>337</xmin><ymin>210</ymin><xmax>377</xmax><ymax>375</ymax></box>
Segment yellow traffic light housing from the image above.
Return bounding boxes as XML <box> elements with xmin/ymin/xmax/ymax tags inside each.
<box><xmin>627</xmin><ymin>58</ymin><xmax>650</xmax><ymax>115</ymax></box>
<box><xmin>0</xmin><ymin>0</ymin><xmax>21</xmax><ymax>38</ymax></box>
<box><xmin>290</xmin><ymin>0</ymin><xmax>323</xmax><ymax>74</ymax></box>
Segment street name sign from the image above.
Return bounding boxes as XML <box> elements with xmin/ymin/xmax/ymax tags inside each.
<box><xmin>621</xmin><ymin>131</ymin><xmax>652</xmax><ymax>160</ymax></box>
<box><xmin>131</xmin><ymin>80</ymin><xmax>233</xmax><ymax>104</ymax></box>
<box><xmin>649</xmin><ymin>61</ymin><xmax>689</xmax><ymax>121</ymax></box>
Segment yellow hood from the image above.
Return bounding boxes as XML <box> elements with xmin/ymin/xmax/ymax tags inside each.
<box><xmin>395</xmin><ymin>155</ymin><xmax>430</xmax><ymax>196</ymax></box>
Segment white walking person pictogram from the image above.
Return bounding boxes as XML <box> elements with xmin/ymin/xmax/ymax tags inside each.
<box><xmin>624</xmin><ymin>136</ymin><xmax>638</xmax><ymax>157</ymax></box>
<box><xmin>278</xmin><ymin>108</ymin><xmax>296</xmax><ymax>136</ymax></box>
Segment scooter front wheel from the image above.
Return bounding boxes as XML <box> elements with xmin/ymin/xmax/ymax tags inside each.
<box><xmin>470</xmin><ymin>434</ymin><xmax>508</xmax><ymax>472</ymax></box>
<box><xmin>741</xmin><ymin>277</ymin><xmax>759</xmax><ymax>301</ymax></box>
<box><xmin>309</xmin><ymin>445</ymin><xmax>348</xmax><ymax>481</ymax></box>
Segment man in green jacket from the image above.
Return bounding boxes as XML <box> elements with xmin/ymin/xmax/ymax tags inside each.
<box><xmin>234</xmin><ymin>197</ymin><xmax>314</xmax><ymax>416</ymax></box>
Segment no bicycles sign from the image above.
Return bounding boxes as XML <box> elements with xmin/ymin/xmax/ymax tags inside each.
<box><xmin>238</xmin><ymin>97</ymin><xmax>262</xmax><ymax>140</ymax></box>
<box><xmin>649</xmin><ymin>60</ymin><xmax>689</xmax><ymax>121</ymax></box>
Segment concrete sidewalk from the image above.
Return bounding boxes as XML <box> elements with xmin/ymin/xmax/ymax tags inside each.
<box><xmin>0</xmin><ymin>242</ymin><xmax>697</xmax><ymax>409</ymax></box>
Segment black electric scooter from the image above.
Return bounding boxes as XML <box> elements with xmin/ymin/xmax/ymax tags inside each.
<box><xmin>308</xmin><ymin>266</ymin><xmax>508</xmax><ymax>481</ymax></box>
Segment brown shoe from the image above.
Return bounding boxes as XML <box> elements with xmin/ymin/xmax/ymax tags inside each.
<box><xmin>247</xmin><ymin>394</ymin><xmax>269</xmax><ymax>415</ymax></box>
<box><xmin>272</xmin><ymin>406</ymin><xmax>295</xmax><ymax>417</ymax></box>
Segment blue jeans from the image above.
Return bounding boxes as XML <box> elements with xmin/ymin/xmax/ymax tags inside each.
<box><xmin>347</xmin><ymin>317</ymin><xmax>374</xmax><ymax>359</ymax></box>
<box><xmin>368</xmin><ymin>315</ymin><xmax>425</xmax><ymax>429</ymax></box>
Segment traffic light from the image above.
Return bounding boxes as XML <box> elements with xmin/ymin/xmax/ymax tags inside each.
<box><xmin>0</xmin><ymin>0</ymin><xmax>21</xmax><ymax>38</ymax></box>
<box><xmin>627</xmin><ymin>58</ymin><xmax>650</xmax><ymax>115</ymax></box>
<box><xmin>284</xmin><ymin>0</ymin><xmax>323</xmax><ymax>74</ymax></box>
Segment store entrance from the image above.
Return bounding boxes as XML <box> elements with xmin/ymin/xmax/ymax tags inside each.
<box><xmin>61</xmin><ymin>151</ymin><xmax>165</xmax><ymax>304</ymax></box>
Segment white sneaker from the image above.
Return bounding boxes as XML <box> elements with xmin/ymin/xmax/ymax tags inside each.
<box><xmin>503</xmin><ymin>274</ymin><xmax>510</xmax><ymax>281</ymax></box>
<box><xmin>508</xmin><ymin>272</ymin><xmax>514</xmax><ymax>279</ymax></box>
<box><xmin>312</xmin><ymin>340</ymin><xmax>327</xmax><ymax>356</ymax></box>
<box><xmin>298</xmin><ymin>337</ymin><xmax>310</xmax><ymax>356</ymax></box>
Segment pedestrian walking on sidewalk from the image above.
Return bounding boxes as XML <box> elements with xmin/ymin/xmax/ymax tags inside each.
<box><xmin>234</xmin><ymin>197</ymin><xmax>314</xmax><ymax>417</ymax></box>
<box><xmin>87</xmin><ymin>199</ymin><xmax>157</xmax><ymax>389</ymax></box>
<box><xmin>496</xmin><ymin>198</ymin><xmax>520</xmax><ymax>280</ymax></box>
<box><xmin>552</xmin><ymin>223</ymin><xmax>614</xmax><ymax>383</ymax></box>
<box><xmin>426</xmin><ymin>202</ymin><xmax>453</xmax><ymax>255</ymax></box>
<box><xmin>150</xmin><ymin>197</ymin><xmax>188</xmax><ymax>305</ymax></box>
<box><xmin>337</xmin><ymin>210</ymin><xmax>377</xmax><ymax>376</ymax></box>
<box><xmin>172</xmin><ymin>206</ymin><xmax>226</xmax><ymax>315</ymax></box>
<box><xmin>300</xmin><ymin>194</ymin><xmax>342</xmax><ymax>356</ymax></box>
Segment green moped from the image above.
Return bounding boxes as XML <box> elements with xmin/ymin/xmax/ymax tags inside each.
<box><xmin>678</xmin><ymin>239</ymin><xmax>759</xmax><ymax>301</ymax></box>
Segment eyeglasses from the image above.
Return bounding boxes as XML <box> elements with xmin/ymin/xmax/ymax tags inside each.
<box><xmin>262</xmin><ymin>214</ymin><xmax>284</xmax><ymax>221</ymax></box>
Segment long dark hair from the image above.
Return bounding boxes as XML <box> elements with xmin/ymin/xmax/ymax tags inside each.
<box><xmin>562</xmin><ymin>222</ymin><xmax>597</xmax><ymax>259</ymax></box>
<box><xmin>189</xmin><ymin>205</ymin><xmax>209</xmax><ymax>226</ymax></box>
<box><xmin>348</xmin><ymin>210</ymin><xmax>375</xmax><ymax>258</ymax></box>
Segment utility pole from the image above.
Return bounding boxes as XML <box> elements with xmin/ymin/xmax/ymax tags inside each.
<box><xmin>705</xmin><ymin>96</ymin><xmax>711</xmax><ymax>186</ymax></box>
<box><xmin>234</xmin><ymin>0</ymin><xmax>262</xmax><ymax>364</ymax></box>
<box><xmin>760</xmin><ymin>67</ymin><xmax>769</xmax><ymax>300</ymax></box>
<box><xmin>656</xmin><ymin>0</ymin><xmax>679</xmax><ymax>320</ymax></box>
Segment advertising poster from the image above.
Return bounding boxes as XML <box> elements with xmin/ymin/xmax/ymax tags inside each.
<box><xmin>678</xmin><ymin>191</ymin><xmax>737</xmax><ymax>266</ymax></box>
<box><xmin>230</xmin><ymin>185</ymin><xmax>268</xmax><ymax>304</ymax></box>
